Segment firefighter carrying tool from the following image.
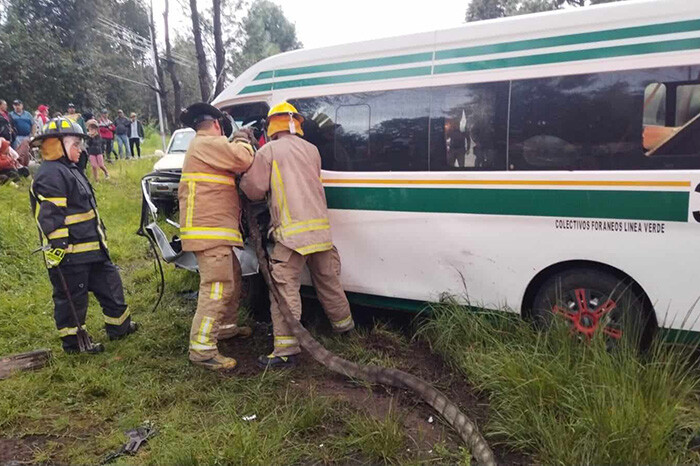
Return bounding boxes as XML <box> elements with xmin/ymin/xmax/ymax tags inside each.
<box><xmin>177</xmin><ymin>102</ymin><xmax>255</xmax><ymax>371</ymax></box>
<box><xmin>29</xmin><ymin>117</ymin><xmax>138</xmax><ymax>354</ymax></box>
<box><xmin>240</xmin><ymin>101</ymin><xmax>355</xmax><ymax>369</ymax></box>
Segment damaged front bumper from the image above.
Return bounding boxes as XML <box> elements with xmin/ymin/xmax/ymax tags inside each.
<box><xmin>138</xmin><ymin>171</ymin><xmax>259</xmax><ymax>275</ymax></box>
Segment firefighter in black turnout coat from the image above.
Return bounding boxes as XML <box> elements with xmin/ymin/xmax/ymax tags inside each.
<box><xmin>30</xmin><ymin>118</ymin><xmax>138</xmax><ymax>353</ymax></box>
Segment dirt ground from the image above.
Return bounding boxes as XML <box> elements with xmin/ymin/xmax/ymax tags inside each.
<box><xmin>0</xmin><ymin>307</ymin><xmax>529</xmax><ymax>465</ymax></box>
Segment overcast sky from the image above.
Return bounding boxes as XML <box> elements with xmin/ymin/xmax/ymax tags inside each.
<box><xmin>153</xmin><ymin>0</ymin><xmax>469</xmax><ymax>50</ymax></box>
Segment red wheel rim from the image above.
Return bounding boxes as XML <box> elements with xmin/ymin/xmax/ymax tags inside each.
<box><xmin>552</xmin><ymin>288</ymin><xmax>622</xmax><ymax>340</ymax></box>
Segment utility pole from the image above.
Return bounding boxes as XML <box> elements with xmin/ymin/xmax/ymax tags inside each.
<box><xmin>149</xmin><ymin>0</ymin><xmax>167</xmax><ymax>151</ymax></box>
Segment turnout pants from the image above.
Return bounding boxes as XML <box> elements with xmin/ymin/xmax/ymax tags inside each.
<box><xmin>189</xmin><ymin>245</ymin><xmax>243</xmax><ymax>362</ymax></box>
<box><xmin>48</xmin><ymin>261</ymin><xmax>131</xmax><ymax>351</ymax></box>
<box><xmin>269</xmin><ymin>243</ymin><xmax>354</xmax><ymax>357</ymax></box>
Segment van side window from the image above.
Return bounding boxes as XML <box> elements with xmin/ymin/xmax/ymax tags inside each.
<box><xmin>336</xmin><ymin>104</ymin><xmax>370</xmax><ymax>170</ymax></box>
<box><xmin>643</xmin><ymin>80</ymin><xmax>700</xmax><ymax>157</ymax></box>
<box><xmin>291</xmin><ymin>90</ymin><xmax>430</xmax><ymax>171</ymax></box>
<box><xmin>430</xmin><ymin>82</ymin><xmax>509</xmax><ymax>171</ymax></box>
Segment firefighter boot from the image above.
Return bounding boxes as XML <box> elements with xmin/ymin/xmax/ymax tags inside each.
<box><xmin>192</xmin><ymin>354</ymin><xmax>238</xmax><ymax>372</ymax></box>
<box><xmin>257</xmin><ymin>353</ymin><xmax>298</xmax><ymax>369</ymax></box>
<box><xmin>109</xmin><ymin>322</ymin><xmax>140</xmax><ymax>341</ymax></box>
<box><xmin>219</xmin><ymin>325</ymin><xmax>253</xmax><ymax>341</ymax></box>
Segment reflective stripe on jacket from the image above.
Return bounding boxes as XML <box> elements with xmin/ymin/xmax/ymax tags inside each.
<box><xmin>30</xmin><ymin>158</ymin><xmax>109</xmax><ymax>266</ymax></box>
<box><xmin>240</xmin><ymin>134</ymin><xmax>333</xmax><ymax>255</ymax></box>
<box><xmin>177</xmin><ymin>132</ymin><xmax>254</xmax><ymax>252</ymax></box>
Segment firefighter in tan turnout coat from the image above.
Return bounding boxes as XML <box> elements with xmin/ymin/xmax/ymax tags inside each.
<box><xmin>178</xmin><ymin>103</ymin><xmax>255</xmax><ymax>371</ymax></box>
<box><xmin>241</xmin><ymin>102</ymin><xmax>355</xmax><ymax>368</ymax></box>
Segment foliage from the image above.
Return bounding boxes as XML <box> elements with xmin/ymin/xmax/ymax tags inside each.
<box><xmin>419</xmin><ymin>300</ymin><xmax>700</xmax><ymax>464</ymax></box>
<box><xmin>229</xmin><ymin>0</ymin><xmax>303</xmax><ymax>78</ymax></box>
<box><xmin>0</xmin><ymin>0</ymin><xmax>155</xmax><ymax>117</ymax></box>
<box><xmin>466</xmin><ymin>0</ymin><xmax>625</xmax><ymax>21</ymax></box>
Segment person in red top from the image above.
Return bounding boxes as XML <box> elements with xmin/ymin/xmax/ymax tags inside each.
<box><xmin>97</xmin><ymin>109</ymin><xmax>117</xmax><ymax>162</ymax></box>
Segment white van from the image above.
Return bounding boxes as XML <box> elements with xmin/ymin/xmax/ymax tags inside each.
<box><xmin>149</xmin><ymin>0</ymin><xmax>700</xmax><ymax>342</ymax></box>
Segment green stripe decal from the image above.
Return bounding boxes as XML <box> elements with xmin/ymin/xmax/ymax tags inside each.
<box><xmin>435</xmin><ymin>18</ymin><xmax>700</xmax><ymax>60</ymax></box>
<box><xmin>272</xmin><ymin>52</ymin><xmax>433</xmax><ymax>79</ymax></box>
<box><xmin>435</xmin><ymin>37</ymin><xmax>700</xmax><ymax>75</ymax></box>
<box><xmin>239</xmin><ymin>82</ymin><xmax>273</xmax><ymax>95</ymax></box>
<box><xmin>273</xmin><ymin>66</ymin><xmax>432</xmax><ymax>90</ymax></box>
<box><xmin>254</xmin><ymin>70</ymin><xmax>274</xmax><ymax>80</ymax></box>
<box><xmin>324</xmin><ymin>187</ymin><xmax>689</xmax><ymax>222</ymax></box>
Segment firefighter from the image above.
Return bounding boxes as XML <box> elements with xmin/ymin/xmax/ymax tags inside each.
<box><xmin>178</xmin><ymin>102</ymin><xmax>255</xmax><ymax>371</ymax></box>
<box><xmin>240</xmin><ymin>102</ymin><xmax>355</xmax><ymax>369</ymax></box>
<box><xmin>30</xmin><ymin>117</ymin><xmax>138</xmax><ymax>354</ymax></box>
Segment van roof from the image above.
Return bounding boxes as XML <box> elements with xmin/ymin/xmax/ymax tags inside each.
<box><xmin>213</xmin><ymin>0</ymin><xmax>700</xmax><ymax>108</ymax></box>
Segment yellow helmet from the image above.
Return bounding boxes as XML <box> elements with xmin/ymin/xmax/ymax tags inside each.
<box><xmin>266</xmin><ymin>101</ymin><xmax>305</xmax><ymax>138</ymax></box>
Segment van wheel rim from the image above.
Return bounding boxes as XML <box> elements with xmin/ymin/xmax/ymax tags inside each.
<box><xmin>552</xmin><ymin>288</ymin><xmax>622</xmax><ymax>340</ymax></box>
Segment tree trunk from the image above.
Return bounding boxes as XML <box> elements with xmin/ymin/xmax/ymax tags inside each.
<box><xmin>0</xmin><ymin>349</ymin><xmax>52</xmax><ymax>380</ymax></box>
<box><xmin>189</xmin><ymin>0</ymin><xmax>212</xmax><ymax>101</ymax></box>
<box><xmin>149</xmin><ymin>3</ymin><xmax>172</xmax><ymax>132</ymax></box>
<box><xmin>163</xmin><ymin>0</ymin><xmax>182</xmax><ymax>129</ymax></box>
<box><xmin>212</xmin><ymin>0</ymin><xmax>226</xmax><ymax>97</ymax></box>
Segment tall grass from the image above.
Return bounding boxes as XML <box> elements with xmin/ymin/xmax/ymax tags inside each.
<box><xmin>419</xmin><ymin>300</ymin><xmax>700</xmax><ymax>464</ymax></box>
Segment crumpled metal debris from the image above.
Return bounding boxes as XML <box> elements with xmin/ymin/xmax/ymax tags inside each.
<box><xmin>103</xmin><ymin>421</ymin><xmax>158</xmax><ymax>464</ymax></box>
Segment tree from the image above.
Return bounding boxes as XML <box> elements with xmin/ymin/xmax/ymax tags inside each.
<box><xmin>163</xmin><ymin>0</ymin><xmax>182</xmax><ymax>128</ymax></box>
<box><xmin>189</xmin><ymin>0</ymin><xmax>212</xmax><ymax>101</ymax></box>
<box><xmin>149</xmin><ymin>2</ymin><xmax>172</xmax><ymax>132</ymax></box>
<box><xmin>229</xmin><ymin>0</ymin><xmax>302</xmax><ymax>77</ymax></box>
<box><xmin>466</xmin><ymin>0</ymin><xmax>625</xmax><ymax>22</ymax></box>
<box><xmin>212</xmin><ymin>0</ymin><xmax>226</xmax><ymax>96</ymax></box>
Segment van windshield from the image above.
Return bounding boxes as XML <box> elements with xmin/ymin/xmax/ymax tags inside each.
<box><xmin>168</xmin><ymin>131</ymin><xmax>195</xmax><ymax>153</ymax></box>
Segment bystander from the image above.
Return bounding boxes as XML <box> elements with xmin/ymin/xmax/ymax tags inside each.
<box><xmin>128</xmin><ymin>112</ymin><xmax>144</xmax><ymax>158</ymax></box>
<box><xmin>9</xmin><ymin>100</ymin><xmax>35</xmax><ymax>149</ymax></box>
<box><xmin>113</xmin><ymin>109</ymin><xmax>131</xmax><ymax>159</ymax></box>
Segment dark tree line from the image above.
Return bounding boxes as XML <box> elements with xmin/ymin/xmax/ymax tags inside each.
<box><xmin>0</xmin><ymin>0</ymin><xmax>301</xmax><ymax>130</ymax></box>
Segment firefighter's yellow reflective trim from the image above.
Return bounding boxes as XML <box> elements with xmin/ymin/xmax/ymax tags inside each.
<box><xmin>58</xmin><ymin>327</ymin><xmax>79</xmax><ymax>337</ymax></box>
<box><xmin>65</xmin><ymin>241</ymin><xmax>101</xmax><ymax>254</ymax></box>
<box><xmin>104</xmin><ymin>308</ymin><xmax>131</xmax><ymax>326</ymax></box>
<box><xmin>295</xmin><ymin>242</ymin><xmax>333</xmax><ymax>256</ymax></box>
<box><xmin>61</xmin><ymin>120</ymin><xmax>72</xmax><ymax>128</ymax></box>
<box><xmin>38</xmin><ymin>195</ymin><xmax>67</xmax><ymax>207</ymax></box>
<box><xmin>271</xmin><ymin>160</ymin><xmax>292</xmax><ymax>224</ymax></box>
<box><xmin>331</xmin><ymin>315</ymin><xmax>354</xmax><ymax>331</ymax></box>
<box><xmin>181</xmin><ymin>172</ymin><xmax>236</xmax><ymax>186</ymax></box>
<box><xmin>274</xmin><ymin>335</ymin><xmax>298</xmax><ymax>348</ymax></box>
<box><xmin>210</xmin><ymin>282</ymin><xmax>223</xmax><ymax>301</ymax></box>
<box><xmin>185</xmin><ymin>181</ymin><xmax>195</xmax><ymax>227</ymax></box>
<box><xmin>189</xmin><ymin>341</ymin><xmax>217</xmax><ymax>351</ymax></box>
<box><xmin>47</xmin><ymin>228</ymin><xmax>69</xmax><ymax>239</ymax></box>
<box><xmin>191</xmin><ymin>317</ymin><xmax>216</xmax><ymax>352</ymax></box>
<box><xmin>277</xmin><ymin>218</ymin><xmax>330</xmax><ymax>238</ymax></box>
<box><xmin>65</xmin><ymin>210</ymin><xmax>96</xmax><ymax>225</ymax></box>
<box><xmin>180</xmin><ymin>227</ymin><xmax>243</xmax><ymax>242</ymax></box>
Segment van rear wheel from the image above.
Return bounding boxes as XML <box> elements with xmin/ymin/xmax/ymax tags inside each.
<box><xmin>531</xmin><ymin>268</ymin><xmax>655</xmax><ymax>349</ymax></box>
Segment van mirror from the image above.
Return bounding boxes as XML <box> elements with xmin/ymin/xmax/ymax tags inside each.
<box><xmin>155</xmin><ymin>149</ymin><xmax>165</xmax><ymax>158</ymax></box>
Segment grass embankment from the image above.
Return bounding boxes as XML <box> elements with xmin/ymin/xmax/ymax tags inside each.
<box><xmin>420</xmin><ymin>301</ymin><xmax>700</xmax><ymax>464</ymax></box>
<box><xmin>0</xmin><ymin>160</ymin><xmax>465</xmax><ymax>465</ymax></box>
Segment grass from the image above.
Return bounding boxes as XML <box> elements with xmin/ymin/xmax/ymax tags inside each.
<box><xmin>0</xmin><ymin>159</ymin><xmax>454</xmax><ymax>464</ymax></box>
<box><xmin>419</xmin><ymin>299</ymin><xmax>700</xmax><ymax>464</ymax></box>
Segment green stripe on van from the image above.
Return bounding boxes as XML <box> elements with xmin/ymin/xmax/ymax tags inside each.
<box><xmin>324</xmin><ymin>187</ymin><xmax>689</xmax><ymax>222</ymax></box>
<box><xmin>271</xmin><ymin>52</ymin><xmax>433</xmax><ymax>79</ymax></box>
<box><xmin>434</xmin><ymin>37</ymin><xmax>700</xmax><ymax>75</ymax></box>
<box><xmin>273</xmin><ymin>66</ymin><xmax>432</xmax><ymax>89</ymax></box>
<box><xmin>239</xmin><ymin>82</ymin><xmax>274</xmax><ymax>95</ymax></box>
<box><xmin>435</xmin><ymin>18</ymin><xmax>700</xmax><ymax>60</ymax></box>
<box><xmin>254</xmin><ymin>70</ymin><xmax>274</xmax><ymax>80</ymax></box>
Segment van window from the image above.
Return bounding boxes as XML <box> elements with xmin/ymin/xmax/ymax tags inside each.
<box><xmin>291</xmin><ymin>89</ymin><xmax>430</xmax><ymax>171</ymax></box>
<box><xmin>430</xmin><ymin>82</ymin><xmax>509</xmax><ymax>171</ymax></box>
<box><xmin>226</xmin><ymin>101</ymin><xmax>269</xmax><ymax>144</ymax></box>
<box><xmin>643</xmin><ymin>80</ymin><xmax>700</xmax><ymax>157</ymax></box>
